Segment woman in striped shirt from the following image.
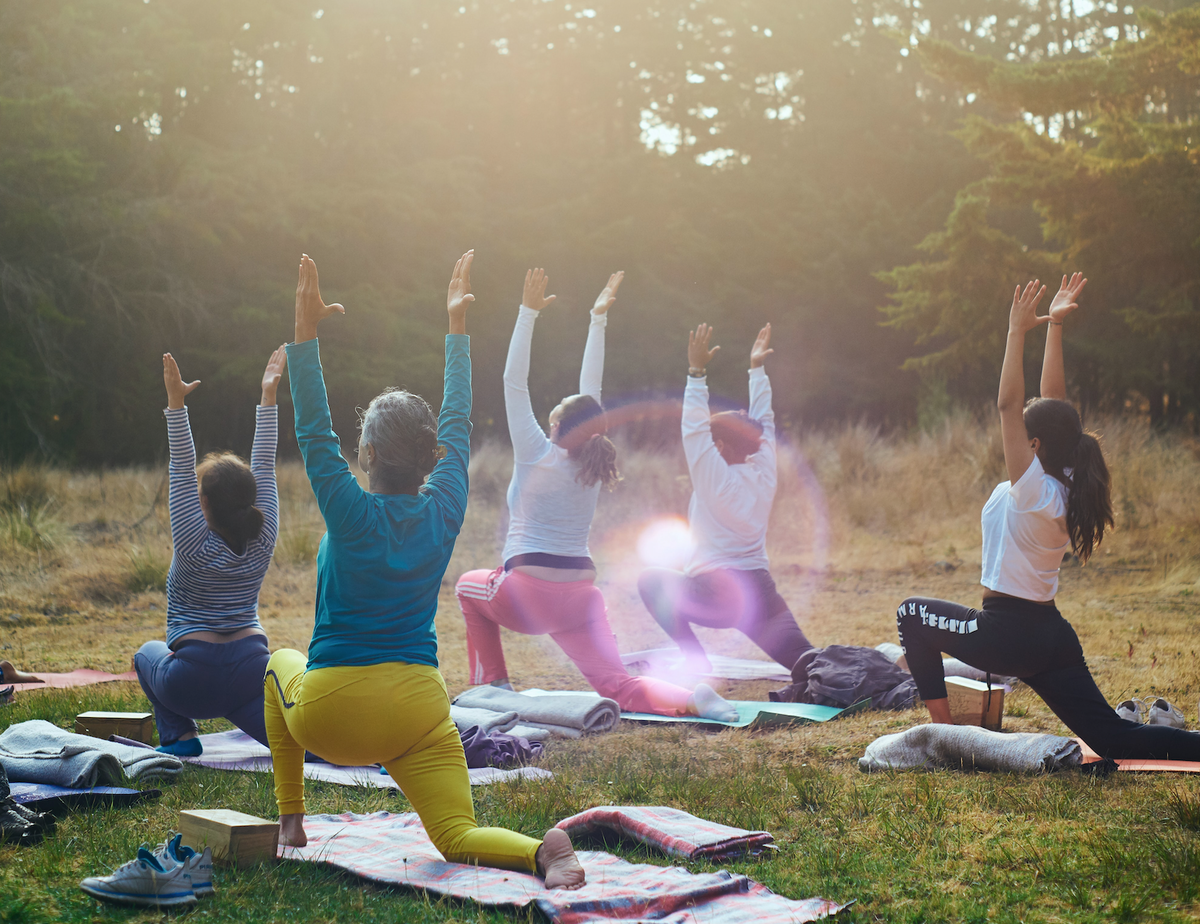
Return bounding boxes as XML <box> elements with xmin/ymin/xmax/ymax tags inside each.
<box><xmin>133</xmin><ymin>346</ymin><xmax>286</xmax><ymax>756</ymax></box>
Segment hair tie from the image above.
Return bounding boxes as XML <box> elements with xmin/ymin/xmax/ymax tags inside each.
<box><xmin>434</xmin><ymin>444</ymin><xmax>448</xmax><ymax>461</ymax></box>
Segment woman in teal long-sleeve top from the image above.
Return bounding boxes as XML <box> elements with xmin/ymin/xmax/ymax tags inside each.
<box><xmin>264</xmin><ymin>252</ymin><xmax>584</xmax><ymax>889</ymax></box>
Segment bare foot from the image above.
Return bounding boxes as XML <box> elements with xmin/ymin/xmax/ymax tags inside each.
<box><xmin>536</xmin><ymin>828</ymin><xmax>585</xmax><ymax>890</ymax></box>
<box><xmin>0</xmin><ymin>661</ymin><xmax>42</xmax><ymax>684</ymax></box>
<box><xmin>279</xmin><ymin>813</ymin><xmax>307</xmax><ymax>848</ymax></box>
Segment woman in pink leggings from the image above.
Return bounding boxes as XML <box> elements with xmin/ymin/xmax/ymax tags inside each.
<box><xmin>455</xmin><ymin>268</ymin><xmax>737</xmax><ymax>721</ymax></box>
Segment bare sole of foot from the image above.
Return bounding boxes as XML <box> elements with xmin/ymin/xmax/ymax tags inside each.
<box><xmin>0</xmin><ymin>661</ymin><xmax>42</xmax><ymax>684</ymax></box>
<box><xmin>537</xmin><ymin>828</ymin><xmax>585</xmax><ymax>890</ymax></box>
<box><xmin>278</xmin><ymin>814</ymin><xmax>307</xmax><ymax>849</ymax></box>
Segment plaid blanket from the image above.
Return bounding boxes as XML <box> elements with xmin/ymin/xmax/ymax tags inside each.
<box><xmin>281</xmin><ymin>812</ymin><xmax>845</xmax><ymax>923</ymax></box>
<box><xmin>187</xmin><ymin>730</ymin><xmax>552</xmax><ymax>788</ymax></box>
<box><xmin>556</xmin><ymin>806</ymin><xmax>774</xmax><ymax>860</ymax></box>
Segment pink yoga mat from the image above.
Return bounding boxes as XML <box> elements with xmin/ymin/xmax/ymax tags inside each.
<box><xmin>7</xmin><ymin>669</ymin><xmax>139</xmax><ymax>694</ymax></box>
<box><xmin>281</xmin><ymin>811</ymin><xmax>847</xmax><ymax>923</ymax></box>
<box><xmin>1078</xmin><ymin>740</ymin><xmax>1200</xmax><ymax>773</ymax></box>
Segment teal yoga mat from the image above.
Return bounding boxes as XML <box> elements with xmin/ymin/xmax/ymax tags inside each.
<box><xmin>620</xmin><ymin>698</ymin><xmax>868</xmax><ymax>729</ymax></box>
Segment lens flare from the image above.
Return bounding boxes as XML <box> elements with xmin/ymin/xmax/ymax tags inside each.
<box><xmin>636</xmin><ymin>516</ymin><xmax>694</xmax><ymax>570</ymax></box>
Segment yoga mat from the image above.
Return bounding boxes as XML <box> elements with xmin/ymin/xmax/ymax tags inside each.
<box><xmin>519</xmin><ymin>689</ymin><xmax>863</xmax><ymax>729</ymax></box>
<box><xmin>621</xmin><ymin>649</ymin><xmax>792</xmax><ymax>683</ymax></box>
<box><xmin>281</xmin><ymin>811</ymin><xmax>848</xmax><ymax>923</ymax></box>
<box><xmin>1078</xmin><ymin>740</ymin><xmax>1200</xmax><ymax>773</ymax></box>
<box><xmin>6</xmin><ymin>669</ymin><xmax>139</xmax><ymax>695</ymax></box>
<box><xmin>188</xmin><ymin>730</ymin><xmax>553</xmax><ymax>788</ymax></box>
<box><xmin>8</xmin><ymin>782</ymin><xmax>161</xmax><ymax>810</ymax></box>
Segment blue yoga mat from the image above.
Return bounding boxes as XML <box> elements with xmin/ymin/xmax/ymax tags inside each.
<box><xmin>9</xmin><ymin>782</ymin><xmax>160</xmax><ymax>809</ymax></box>
<box><xmin>620</xmin><ymin>699</ymin><xmax>868</xmax><ymax>729</ymax></box>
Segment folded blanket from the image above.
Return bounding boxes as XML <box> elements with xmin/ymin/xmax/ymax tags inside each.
<box><xmin>0</xmin><ymin>719</ymin><xmax>183</xmax><ymax>787</ymax></box>
<box><xmin>556</xmin><ymin>806</ymin><xmax>774</xmax><ymax>860</ymax></box>
<box><xmin>449</xmin><ymin>705</ymin><xmax>519</xmax><ymax>736</ymax></box>
<box><xmin>859</xmin><ymin>724</ymin><xmax>1082</xmax><ymax>773</ymax></box>
<box><xmin>452</xmin><ymin>687</ymin><xmax>620</xmax><ymax>738</ymax></box>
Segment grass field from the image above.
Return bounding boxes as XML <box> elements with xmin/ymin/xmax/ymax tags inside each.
<box><xmin>2</xmin><ymin>415</ymin><xmax>1199</xmax><ymax>922</ymax></box>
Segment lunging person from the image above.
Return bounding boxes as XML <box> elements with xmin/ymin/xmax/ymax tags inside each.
<box><xmin>896</xmin><ymin>273</ymin><xmax>1200</xmax><ymax>760</ymax></box>
<box><xmin>456</xmin><ymin>268</ymin><xmax>737</xmax><ymax>722</ymax></box>
<box><xmin>134</xmin><ymin>345</ymin><xmax>286</xmax><ymax>755</ymax></box>
<box><xmin>263</xmin><ymin>252</ymin><xmax>584</xmax><ymax>888</ymax></box>
<box><xmin>636</xmin><ymin>323</ymin><xmax>814</xmax><ymax>676</ymax></box>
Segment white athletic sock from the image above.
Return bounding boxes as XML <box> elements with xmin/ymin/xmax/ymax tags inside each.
<box><xmin>692</xmin><ymin>683</ymin><xmax>739</xmax><ymax>722</ymax></box>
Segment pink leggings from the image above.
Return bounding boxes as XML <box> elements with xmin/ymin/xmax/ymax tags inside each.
<box><xmin>455</xmin><ymin>568</ymin><xmax>692</xmax><ymax>716</ymax></box>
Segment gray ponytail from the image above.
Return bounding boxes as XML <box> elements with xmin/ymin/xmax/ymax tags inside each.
<box><xmin>358</xmin><ymin>388</ymin><xmax>439</xmax><ymax>493</ymax></box>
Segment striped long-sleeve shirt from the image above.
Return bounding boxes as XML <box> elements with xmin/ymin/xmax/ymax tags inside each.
<box><xmin>164</xmin><ymin>404</ymin><xmax>279</xmax><ymax>647</ymax></box>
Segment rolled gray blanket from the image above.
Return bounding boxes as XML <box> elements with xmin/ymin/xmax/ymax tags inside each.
<box><xmin>0</xmin><ymin>720</ymin><xmax>183</xmax><ymax>787</ymax></box>
<box><xmin>452</xmin><ymin>687</ymin><xmax>620</xmax><ymax>737</ymax></box>
<box><xmin>448</xmin><ymin>706</ymin><xmax>519</xmax><ymax>736</ymax></box>
<box><xmin>859</xmin><ymin>723</ymin><xmax>1082</xmax><ymax>773</ymax></box>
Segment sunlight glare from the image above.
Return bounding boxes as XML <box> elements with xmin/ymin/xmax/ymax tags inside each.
<box><xmin>636</xmin><ymin>517</ymin><xmax>694</xmax><ymax>570</ymax></box>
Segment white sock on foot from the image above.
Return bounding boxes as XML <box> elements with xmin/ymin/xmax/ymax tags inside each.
<box><xmin>692</xmin><ymin>683</ymin><xmax>739</xmax><ymax>722</ymax></box>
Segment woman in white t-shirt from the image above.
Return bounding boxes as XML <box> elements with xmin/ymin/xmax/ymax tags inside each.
<box><xmin>455</xmin><ymin>268</ymin><xmax>737</xmax><ymax>722</ymax></box>
<box><xmin>896</xmin><ymin>273</ymin><xmax>1200</xmax><ymax>760</ymax></box>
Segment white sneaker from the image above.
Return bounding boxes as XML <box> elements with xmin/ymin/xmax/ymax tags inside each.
<box><xmin>79</xmin><ymin>847</ymin><xmax>197</xmax><ymax>907</ymax></box>
<box><xmin>1147</xmin><ymin>698</ymin><xmax>1187</xmax><ymax>729</ymax></box>
<box><xmin>153</xmin><ymin>833</ymin><xmax>215</xmax><ymax>897</ymax></box>
<box><xmin>1115</xmin><ymin>699</ymin><xmax>1146</xmax><ymax>723</ymax></box>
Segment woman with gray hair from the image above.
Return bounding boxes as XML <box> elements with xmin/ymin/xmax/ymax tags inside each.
<box><xmin>263</xmin><ymin>252</ymin><xmax>585</xmax><ymax>889</ymax></box>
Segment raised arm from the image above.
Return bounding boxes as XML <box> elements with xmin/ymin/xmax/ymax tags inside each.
<box><xmin>1040</xmin><ymin>272</ymin><xmax>1086</xmax><ymax>401</ymax></box>
<box><xmin>286</xmin><ymin>254</ymin><xmax>370</xmax><ymax>537</ymax></box>
<box><xmin>503</xmin><ymin>268</ymin><xmax>555</xmax><ymax>464</ymax></box>
<box><xmin>999</xmin><ymin>279</ymin><xmax>1049</xmax><ymax>484</ymax></box>
<box><xmin>424</xmin><ymin>251</ymin><xmax>475</xmax><ymax>525</ymax></box>
<box><xmin>579</xmin><ymin>271</ymin><xmax>622</xmax><ymax>401</ymax></box>
<box><xmin>681</xmin><ymin>323</ymin><xmax>730</xmax><ymax>489</ymax></box>
<box><xmin>162</xmin><ymin>353</ymin><xmax>209</xmax><ymax>556</ymax></box>
<box><xmin>747</xmin><ymin>323</ymin><xmax>777</xmax><ymax>465</ymax></box>
<box><xmin>250</xmin><ymin>345</ymin><xmax>286</xmax><ymax>549</ymax></box>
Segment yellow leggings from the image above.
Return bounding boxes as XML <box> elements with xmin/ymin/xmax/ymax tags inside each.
<box><xmin>263</xmin><ymin>649</ymin><xmax>540</xmax><ymax>874</ymax></box>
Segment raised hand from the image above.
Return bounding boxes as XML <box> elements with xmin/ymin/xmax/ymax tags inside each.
<box><xmin>295</xmin><ymin>254</ymin><xmax>345</xmax><ymax>343</ymax></box>
<box><xmin>260</xmin><ymin>344</ymin><xmax>288</xmax><ymax>407</ymax></box>
<box><xmin>163</xmin><ymin>353</ymin><xmax>200</xmax><ymax>410</ymax></box>
<box><xmin>750</xmin><ymin>323</ymin><xmax>774</xmax><ymax>369</ymax></box>
<box><xmin>1048</xmin><ymin>272</ymin><xmax>1087</xmax><ymax>323</ymax></box>
<box><xmin>592</xmin><ymin>271</ymin><xmax>624</xmax><ymax>316</ymax></box>
<box><xmin>521</xmin><ymin>267</ymin><xmax>555</xmax><ymax>313</ymax></box>
<box><xmin>1008</xmin><ymin>279</ymin><xmax>1049</xmax><ymax>335</ymax></box>
<box><xmin>688</xmin><ymin>323</ymin><xmax>720</xmax><ymax>373</ymax></box>
<box><xmin>447</xmin><ymin>250</ymin><xmax>475</xmax><ymax>335</ymax></box>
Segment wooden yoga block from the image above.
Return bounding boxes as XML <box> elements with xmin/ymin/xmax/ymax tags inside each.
<box><xmin>945</xmin><ymin>676</ymin><xmax>1005</xmax><ymax>731</ymax></box>
<box><xmin>75</xmin><ymin>711</ymin><xmax>155</xmax><ymax>743</ymax></box>
<box><xmin>179</xmin><ymin>809</ymin><xmax>279</xmax><ymax>866</ymax></box>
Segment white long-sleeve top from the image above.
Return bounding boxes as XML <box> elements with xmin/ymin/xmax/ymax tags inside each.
<box><xmin>501</xmin><ymin>304</ymin><xmax>607</xmax><ymax>562</ymax></box>
<box><xmin>682</xmin><ymin>366</ymin><xmax>777</xmax><ymax>575</ymax></box>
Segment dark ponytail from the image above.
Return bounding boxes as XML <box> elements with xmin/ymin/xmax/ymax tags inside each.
<box><xmin>555</xmin><ymin>394</ymin><xmax>621</xmax><ymax>490</ymax></box>
<box><xmin>1023</xmin><ymin>398</ymin><xmax>1114</xmax><ymax>563</ymax></box>
<box><xmin>1066</xmin><ymin>431</ymin><xmax>1113</xmax><ymax>563</ymax></box>
<box><xmin>198</xmin><ymin>453</ymin><xmax>264</xmax><ymax>554</ymax></box>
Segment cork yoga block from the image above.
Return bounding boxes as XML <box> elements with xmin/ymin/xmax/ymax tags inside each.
<box><xmin>179</xmin><ymin>809</ymin><xmax>280</xmax><ymax>866</ymax></box>
<box><xmin>945</xmin><ymin>676</ymin><xmax>1005</xmax><ymax>731</ymax></box>
<box><xmin>74</xmin><ymin>711</ymin><xmax>155</xmax><ymax>743</ymax></box>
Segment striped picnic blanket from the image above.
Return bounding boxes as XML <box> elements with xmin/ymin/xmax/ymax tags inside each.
<box><xmin>556</xmin><ymin>805</ymin><xmax>774</xmax><ymax>860</ymax></box>
<box><xmin>280</xmin><ymin>811</ymin><xmax>846</xmax><ymax>923</ymax></box>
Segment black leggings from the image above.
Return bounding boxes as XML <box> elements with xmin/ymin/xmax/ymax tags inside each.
<box><xmin>897</xmin><ymin>595</ymin><xmax>1200</xmax><ymax>761</ymax></box>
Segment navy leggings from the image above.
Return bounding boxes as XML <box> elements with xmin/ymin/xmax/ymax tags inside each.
<box><xmin>638</xmin><ymin>567</ymin><xmax>813</xmax><ymax>671</ymax></box>
<box><xmin>134</xmin><ymin>636</ymin><xmax>271</xmax><ymax>747</ymax></box>
<box><xmin>897</xmin><ymin>595</ymin><xmax>1200</xmax><ymax>761</ymax></box>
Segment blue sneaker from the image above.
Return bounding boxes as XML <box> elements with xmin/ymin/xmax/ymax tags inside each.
<box><xmin>156</xmin><ymin>737</ymin><xmax>203</xmax><ymax>757</ymax></box>
<box><xmin>154</xmin><ymin>833</ymin><xmax>214</xmax><ymax>897</ymax></box>
<box><xmin>79</xmin><ymin>847</ymin><xmax>196</xmax><ymax>907</ymax></box>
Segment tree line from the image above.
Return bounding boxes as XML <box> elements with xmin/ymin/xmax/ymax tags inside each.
<box><xmin>1</xmin><ymin>0</ymin><xmax>1197</xmax><ymax>465</ymax></box>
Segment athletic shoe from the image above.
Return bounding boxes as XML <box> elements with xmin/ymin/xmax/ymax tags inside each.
<box><xmin>1115</xmin><ymin>699</ymin><xmax>1145</xmax><ymax>723</ymax></box>
<box><xmin>1147</xmin><ymin>698</ymin><xmax>1187</xmax><ymax>729</ymax></box>
<box><xmin>79</xmin><ymin>847</ymin><xmax>196</xmax><ymax>907</ymax></box>
<box><xmin>0</xmin><ymin>803</ymin><xmax>41</xmax><ymax>847</ymax></box>
<box><xmin>8</xmin><ymin>800</ymin><xmax>55</xmax><ymax>834</ymax></box>
<box><xmin>153</xmin><ymin>833</ymin><xmax>214</xmax><ymax>897</ymax></box>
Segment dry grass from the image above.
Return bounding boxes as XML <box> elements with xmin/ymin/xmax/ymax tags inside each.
<box><xmin>2</xmin><ymin>417</ymin><xmax>1199</xmax><ymax>921</ymax></box>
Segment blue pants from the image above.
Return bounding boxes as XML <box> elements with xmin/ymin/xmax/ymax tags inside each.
<box><xmin>134</xmin><ymin>636</ymin><xmax>271</xmax><ymax>746</ymax></box>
